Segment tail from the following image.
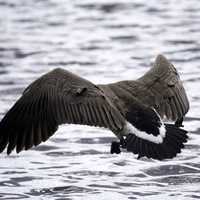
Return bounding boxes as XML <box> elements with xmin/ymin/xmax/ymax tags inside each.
<box><xmin>125</xmin><ymin>124</ymin><xmax>188</xmax><ymax>160</ymax></box>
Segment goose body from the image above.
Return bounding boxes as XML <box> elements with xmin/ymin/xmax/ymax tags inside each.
<box><xmin>0</xmin><ymin>55</ymin><xmax>189</xmax><ymax>160</ymax></box>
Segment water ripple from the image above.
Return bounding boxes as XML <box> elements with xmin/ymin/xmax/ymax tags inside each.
<box><xmin>0</xmin><ymin>0</ymin><xmax>200</xmax><ymax>199</ymax></box>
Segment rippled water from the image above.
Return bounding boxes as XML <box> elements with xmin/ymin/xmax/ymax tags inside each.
<box><xmin>0</xmin><ymin>0</ymin><xmax>200</xmax><ymax>199</ymax></box>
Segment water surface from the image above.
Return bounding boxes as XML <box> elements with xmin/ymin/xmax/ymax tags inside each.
<box><xmin>0</xmin><ymin>0</ymin><xmax>200</xmax><ymax>199</ymax></box>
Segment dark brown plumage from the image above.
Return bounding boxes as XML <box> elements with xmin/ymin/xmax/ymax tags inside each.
<box><xmin>0</xmin><ymin>55</ymin><xmax>190</xmax><ymax>159</ymax></box>
<box><xmin>102</xmin><ymin>54</ymin><xmax>189</xmax><ymax>121</ymax></box>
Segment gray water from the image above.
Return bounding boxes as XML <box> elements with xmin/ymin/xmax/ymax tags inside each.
<box><xmin>0</xmin><ymin>0</ymin><xmax>200</xmax><ymax>199</ymax></box>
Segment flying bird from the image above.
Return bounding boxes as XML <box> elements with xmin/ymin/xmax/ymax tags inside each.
<box><xmin>0</xmin><ymin>55</ymin><xmax>189</xmax><ymax>160</ymax></box>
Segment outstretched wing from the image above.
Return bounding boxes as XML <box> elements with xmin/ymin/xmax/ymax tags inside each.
<box><xmin>0</xmin><ymin>68</ymin><xmax>125</xmax><ymax>154</ymax></box>
<box><xmin>108</xmin><ymin>55</ymin><xmax>189</xmax><ymax>121</ymax></box>
<box><xmin>136</xmin><ymin>54</ymin><xmax>189</xmax><ymax>120</ymax></box>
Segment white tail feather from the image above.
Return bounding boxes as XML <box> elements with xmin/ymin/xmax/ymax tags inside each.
<box><xmin>123</xmin><ymin>121</ymin><xmax>166</xmax><ymax>144</ymax></box>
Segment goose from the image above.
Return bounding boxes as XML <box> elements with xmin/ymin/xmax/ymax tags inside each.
<box><xmin>0</xmin><ymin>54</ymin><xmax>189</xmax><ymax>160</ymax></box>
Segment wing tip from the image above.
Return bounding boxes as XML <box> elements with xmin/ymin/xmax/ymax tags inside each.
<box><xmin>154</xmin><ymin>54</ymin><xmax>171</xmax><ymax>69</ymax></box>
